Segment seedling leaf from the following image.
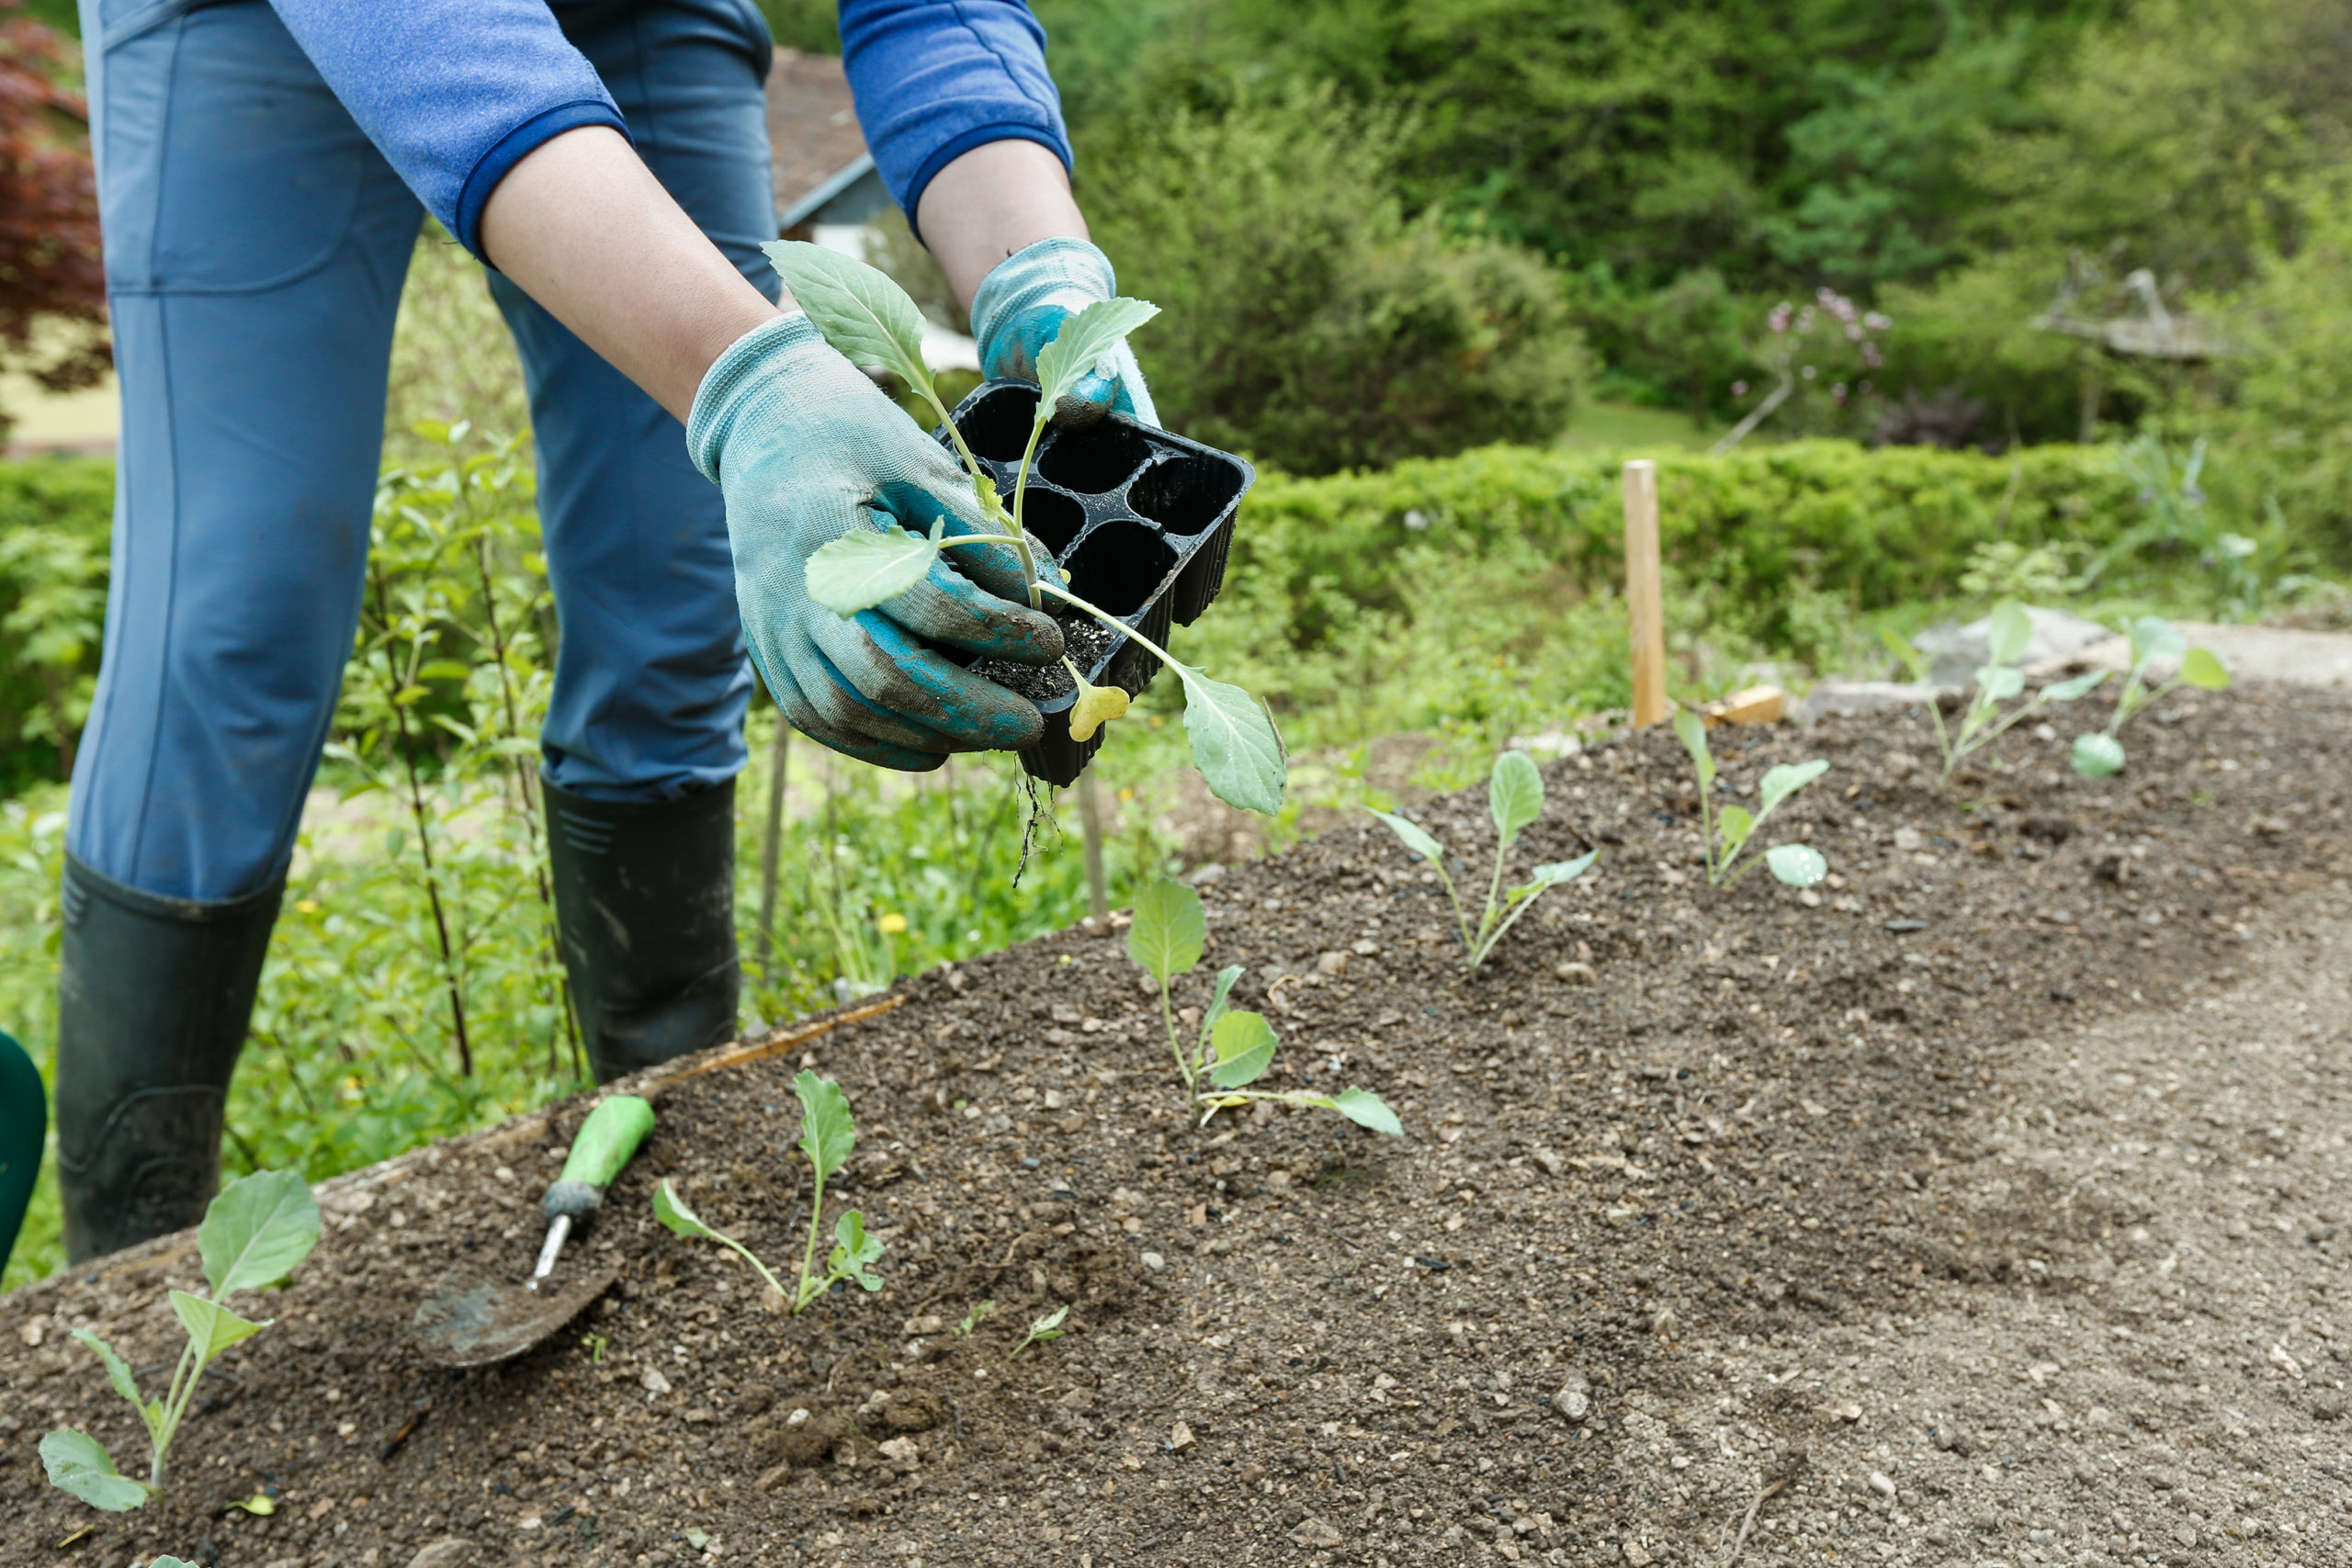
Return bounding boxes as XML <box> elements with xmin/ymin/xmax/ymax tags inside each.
<box><xmin>2130</xmin><ymin>615</ymin><xmax>2186</xmax><ymax>665</ymax></box>
<box><xmin>200</xmin><ymin>1168</ymin><xmax>321</xmax><ymax>1297</ymax></box>
<box><xmin>1205</xmin><ymin>1010</ymin><xmax>1278</xmax><ymax>1089</ymax></box>
<box><xmin>1200</xmin><ymin>964</ymin><xmax>1246</xmax><ymax>1048</ymax></box>
<box><xmin>1766</xmin><ymin>843</ymin><xmax>1828</xmax><ymax>888</ymax></box>
<box><xmin>1717</xmin><ymin>804</ymin><xmax>1755</xmax><ymax>853</ymax></box>
<box><xmin>795</xmin><ymin>1069</ymin><xmax>856</xmax><ymax>1183</ymax></box>
<box><xmin>805</xmin><ymin>527</ymin><xmax>939</xmax><ymax>616</ymax></box>
<box><xmin>1974</xmin><ymin>665</ymin><xmax>2025</xmax><ymax>702</ymax></box>
<box><xmin>1757</xmin><ymin>760</ymin><xmax>1829</xmax><ymax>817</ymax></box>
<box><xmin>2180</xmin><ymin>647</ymin><xmax>2229</xmax><ymax>691</ymax></box>
<box><xmin>1035</xmin><ymin>298</ymin><xmax>1160</xmax><ymax>410</ymax></box>
<box><xmin>1367</xmin><ymin>808</ymin><xmax>1443</xmax><ymax>866</ymax></box>
<box><xmin>830</xmin><ymin>1210</ymin><xmax>886</xmax><ymax>1292</ymax></box>
<box><xmin>1878</xmin><ymin>625</ymin><xmax>1927</xmax><ymax>679</ymax></box>
<box><xmin>1986</xmin><ymin>601</ymin><xmax>2033</xmax><ymax>666</ymax></box>
<box><xmin>71</xmin><ymin>1330</ymin><xmax>141</xmax><ymax>1411</ymax></box>
<box><xmin>1523</xmin><ymin>851</ymin><xmax>1599</xmax><ymax>890</ymax></box>
<box><xmin>1013</xmin><ymin>1303</ymin><xmax>1071</xmax><ymax>1356</ymax></box>
<box><xmin>1670</xmin><ymin>709</ymin><xmax>1714</xmax><ymax>787</ymax></box>
<box><xmin>1177</xmin><ymin>670</ymin><xmax>1286</xmax><ymax>816</ymax></box>
<box><xmin>1326</xmin><ymin>1089</ymin><xmax>1404</xmax><ymax>1136</ymax></box>
<box><xmin>1127</xmin><ymin>876</ymin><xmax>1205</xmax><ymax>984</ymax></box>
<box><xmin>1487</xmin><ymin>750</ymin><xmax>1544</xmax><ymax>845</ymax></box>
<box><xmin>763</xmin><ymin>241</ymin><xmax>933</xmax><ymax>397</ymax></box>
<box><xmin>2072</xmin><ymin>733</ymin><xmax>2125</xmax><ymax>777</ymax></box>
<box><xmin>39</xmin><ymin>1429</ymin><xmax>148</xmax><ymax>1512</ymax></box>
<box><xmin>2041</xmin><ymin>671</ymin><xmax>2108</xmax><ymax>702</ymax></box>
<box><xmin>652</xmin><ymin>1179</ymin><xmax>718</xmax><ymax>1242</ymax></box>
<box><xmin>1067</xmin><ymin>678</ymin><xmax>1130</xmax><ymax>742</ymax></box>
<box><xmin>954</xmin><ymin>1301</ymin><xmax>994</xmax><ymax>1337</ymax></box>
<box><xmin>169</xmin><ymin>1292</ymin><xmax>266</xmax><ymax>1362</ymax></box>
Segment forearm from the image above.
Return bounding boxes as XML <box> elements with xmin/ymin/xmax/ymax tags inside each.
<box><xmin>479</xmin><ymin>127</ymin><xmax>784</xmax><ymax>422</ymax></box>
<box><xmin>916</xmin><ymin>141</ymin><xmax>1089</xmax><ymax>312</ymax></box>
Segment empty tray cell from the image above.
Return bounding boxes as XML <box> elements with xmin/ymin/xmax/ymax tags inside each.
<box><xmin>956</xmin><ymin>383</ymin><xmax>1041</xmax><ymax>463</ymax></box>
<box><xmin>1065</xmin><ymin>519</ymin><xmax>1175</xmax><ymax>617</ymax></box>
<box><xmin>1017</xmin><ymin>488</ymin><xmax>1088</xmax><ymax>556</ymax></box>
<box><xmin>1037</xmin><ymin>421</ymin><xmax>1150</xmax><ymax>494</ymax></box>
<box><xmin>1130</xmin><ymin>453</ymin><xmax>1245</xmax><ymax>536</ymax></box>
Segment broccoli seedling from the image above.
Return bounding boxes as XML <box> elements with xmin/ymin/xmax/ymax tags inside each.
<box><xmin>2070</xmin><ymin>616</ymin><xmax>2229</xmax><ymax>777</ymax></box>
<box><xmin>1128</xmin><ymin>875</ymin><xmax>1402</xmax><ymax>1134</ymax></box>
<box><xmin>653</xmin><ymin>1069</ymin><xmax>884</xmax><ymax>1314</ymax></box>
<box><xmin>1366</xmin><ymin>750</ymin><xmax>1597</xmax><ymax>974</ymax></box>
<box><xmin>954</xmin><ymin>1300</ymin><xmax>996</xmax><ymax>1338</ymax></box>
<box><xmin>40</xmin><ymin>1170</ymin><xmax>322</xmax><ymax>1512</ymax></box>
<box><xmin>1671</xmin><ymin>711</ymin><xmax>1831</xmax><ymax>889</ymax></box>
<box><xmin>1012</xmin><ymin>1304</ymin><xmax>1071</xmax><ymax>1357</ymax></box>
<box><xmin>765</xmin><ymin>243</ymin><xmax>1285</xmax><ymax>817</ymax></box>
<box><xmin>1881</xmin><ymin>601</ymin><xmax>2109</xmax><ymax>785</ymax></box>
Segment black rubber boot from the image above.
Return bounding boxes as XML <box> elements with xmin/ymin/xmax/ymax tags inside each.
<box><xmin>545</xmin><ymin>779</ymin><xmax>741</xmax><ymax>1083</ymax></box>
<box><xmin>55</xmin><ymin>854</ymin><xmax>282</xmax><ymax>1264</ymax></box>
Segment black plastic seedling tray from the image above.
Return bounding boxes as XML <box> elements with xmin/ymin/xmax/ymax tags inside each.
<box><xmin>935</xmin><ymin>379</ymin><xmax>1254</xmax><ymax>786</ymax></box>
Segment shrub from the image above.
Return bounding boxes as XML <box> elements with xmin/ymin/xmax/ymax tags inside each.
<box><xmin>0</xmin><ymin>456</ymin><xmax>110</xmax><ymax>787</ymax></box>
<box><xmin>1080</xmin><ymin>85</ymin><xmax>1584</xmax><ymax>475</ymax></box>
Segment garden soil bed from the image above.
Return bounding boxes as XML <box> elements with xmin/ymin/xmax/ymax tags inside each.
<box><xmin>5</xmin><ymin>682</ymin><xmax>2349</xmax><ymax>1568</ymax></box>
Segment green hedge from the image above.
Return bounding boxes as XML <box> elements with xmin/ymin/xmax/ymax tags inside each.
<box><xmin>1233</xmin><ymin>438</ymin><xmax>2142</xmax><ymax>654</ymax></box>
<box><xmin>0</xmin><ymin>457</ymin><xmax>112</xmax><ymax>791</ymax></box>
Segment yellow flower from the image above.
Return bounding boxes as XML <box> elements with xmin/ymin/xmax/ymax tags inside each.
<box><xmin>295</xmin><ymin>898</ymin><xmax>321</xmax><ymax>914</ymax></box>
<box><xmin>877</xmin><ymin>911</ymin><xmax>908</xmax><ymax>934</ymax></box>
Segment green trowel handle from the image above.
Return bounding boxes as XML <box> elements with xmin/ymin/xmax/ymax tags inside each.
<box><xmin>560</xmin><ymin>1095</ymin><xmax>656</xmax><ymax>1189</ymax></box>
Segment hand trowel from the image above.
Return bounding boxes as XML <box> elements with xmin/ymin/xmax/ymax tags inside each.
<box><xmin>412</xmin><ymin>1094</ymin><xmax>655</xmax><ymax>1368</ymax></box>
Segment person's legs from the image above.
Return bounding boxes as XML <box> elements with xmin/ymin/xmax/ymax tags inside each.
<box><xmin>60</xmin><ymin>0</ymin><xmax>421</xmax><ymax>1258</ymax></box>
<box><xmin>492</xmin><ymin>0</ymin><xmax>776</xmax><ymax>1079</ymax></box>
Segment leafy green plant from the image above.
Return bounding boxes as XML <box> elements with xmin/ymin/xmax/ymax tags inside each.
<box><xmin>1670</xmin><ymin>712</ymin><xmax>1832</xmax><ymax>889</ymax></box>
<box><xmin>653</xmin><ymin>1068</ymin><xmax>883</xmax><ymax>1313</ymax></box>
<box><xmin>1880</xmin><ymin>601</ymin><xmax>2109</xmax><ymax>785</ymax></box>
<box><xmin>1365</xmin><ymin>750</ymin><xmax>1597</xmax><ymax>974</ymax></box>
<box><xmin>40</xmin><ymin>1170</ymin><xmax>321</xmax><ymax>1510</ymax></box>
<box><xmin>1127</xmin><ymin>875</ymin><xmax>1401</xmax><ymax>1133</ymax></box>
<box><xmin>764</xmin><ymin>243</ymin><xmax>1286</xmax><ymax>817</ymax></box>
<box><xmin>1012</xmin><ymin>1304</ymin><xmax>1070</xmax><ymax>1357</ymax></box>
<box><xmin>2070</xmin><ymin>617</ymin><xmax>2230</xmax><ymax>777</ymax></box>
<box><xmin>954</xmin><ymin>1300</ymin><xmax>995</xmax><ymax>1338</ymax></box>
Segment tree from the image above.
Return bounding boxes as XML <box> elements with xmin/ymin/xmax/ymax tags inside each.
<box><xmin>0</xmin><ymin>0</ymin><xmax>106</xmax><ymax>441</ymax></box>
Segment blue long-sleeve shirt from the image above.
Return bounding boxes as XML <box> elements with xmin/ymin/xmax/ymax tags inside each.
<box><xmin>263</xmin><ymin>0</ymin><xmax>1070</xmax><ymax>258</ymax></box>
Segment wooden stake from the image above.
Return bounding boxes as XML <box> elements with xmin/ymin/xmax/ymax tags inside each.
<box><xmin>1076</xmin><ymin>769</ymin><xmax>1110</xmax><ymax>921</ymax></box>
<box><xmin>1623</xmin><ymin>459</ymin><xmax>1668</xmax><ymax>727</ymax></box>
<box><xmin>754</xmin><ymin>716</ymin><xmax>789</xmax><ymax>977</ymax></box>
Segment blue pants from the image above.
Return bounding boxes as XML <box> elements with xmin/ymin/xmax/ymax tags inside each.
<box><xmin>70</xmin><ymin>0</ymin><xmax>775</xmax><ymax>902</ymax></box>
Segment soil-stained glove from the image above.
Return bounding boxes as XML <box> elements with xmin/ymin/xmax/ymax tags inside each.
<box><xmin>970</xmin><ymin>236</ymin><xmax>1159</xmax><ymax>428</ymax></box>
<box><xmin>687</xmin><ymin>315</ymin><xmax>1063</xmax><ymax>771</ymax></box>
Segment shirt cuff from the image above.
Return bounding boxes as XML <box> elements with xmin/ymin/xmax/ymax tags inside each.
<box><xmin>454</xmin><ymin>99</ymin><xmax>635</xmax><ymax>261</ymax></box>
<box><xmin>902</xmin><ymin>126</ymin><xmax>1074</xmax><ymax>244</ymax></box>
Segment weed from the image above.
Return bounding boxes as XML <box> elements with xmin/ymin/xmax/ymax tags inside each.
<box><xmin>954</xmin><ymin>1301</ymin><xmax>995</xmax><ymax>1338</ymax></box>
<box><xmin>764</xmin><ymin>243</ymin><xmax>1286</xmax><ymax>815</ymax></box>
<box><xmin>40</xmin><ymin>1171</ymin><xmax>321</xmax><ymax>1510</ymax></box>
<box><xmin>1012</xmin><ymin>1304</ymin><xmax>1070</xmax><ymax>1357</ymax></box>
<box><xmin>1671</xmin><ymin>711</ymin><xmax>1831</xmax><ymax>889</ymax></box>
<box><xmin>1127</xmin><ymin>875</ymin><xmax>1401</xmax><ymax>1133</ymax></box>
<box><xmin>1366</xmin><ymin>750</ymin><xmax>1596</xmax><ymax>974</ymax></box>
<box><xmin>652</xmin><ymin>1069</ymin><xmax>883</xmax><ymax>1314</ymax></box>
<box><xmin>1879</xmin><ymin>601</ymin><xmax>2108</xmax><ymax>785</ymax></box>
<box><xmin>2071</xmin><ymin>617</ymin><xmax>2229</xmax><ymax>776</ymax></box>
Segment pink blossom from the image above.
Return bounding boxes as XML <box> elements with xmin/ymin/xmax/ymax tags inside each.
<box><xmin>1733</xmin><ymin>380</ymin><xmax>1748</xmax><ymax>397</ymax></box>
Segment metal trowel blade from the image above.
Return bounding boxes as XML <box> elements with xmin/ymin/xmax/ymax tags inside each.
<box><xmin>412</xmin><ymin>1263</ymin><xmax>620</xmax><ymax>1369</ymax></box>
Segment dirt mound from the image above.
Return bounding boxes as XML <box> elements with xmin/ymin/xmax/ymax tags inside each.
<box><xmin>3</xmin><ymin>684</ymin><xmax>2345</xmax><ymax>1567</ymax></box>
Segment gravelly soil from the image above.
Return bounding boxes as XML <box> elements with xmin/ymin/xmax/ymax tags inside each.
<box><xmin>2</xmin><ymin>682</ymin><xmax>2346</xmax><ymax>1568</ymax></box>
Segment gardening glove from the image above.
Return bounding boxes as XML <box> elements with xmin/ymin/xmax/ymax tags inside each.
<box><xmin>970</xmin><ymin>236</ymin><xmax>1159</xmax><ymax>428</ymax></box>
<box><xmin>687</xmin><ymin>314</ymin><xmax>1063</xmax><ymax>772</ymax></box>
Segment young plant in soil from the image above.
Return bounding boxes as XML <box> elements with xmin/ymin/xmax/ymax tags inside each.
<box><xmin>1128</xmin><ymin>875</ymin><xmax>1403</xmax><ymax>1133</ymax></box>
<box><xmin>653</xmin><ymin>1069</ymin><xmax>883</xmax><ymax>1313</ymax></box>
<box><xmin>40</xmin><ymin>1171</ymin><xmax>322</xmax><ymax>1512</ymax></box>
<box><xmin>2071</xmin><ymin>616</ymin><xmax>2230</xmax><ymax>777</ymax></box>
<box><xmin>1671</xmin><ymin>712</ymin><xmax>1832</xmax><ymax>890</ymax></box>
<box><xmin>1366</xmin><ymin>750</ymin><xmax>1597</xmax><ymax>975</ymax></box>
<box><xmin>763</xmin><ymin>243</ymin><xmax>1285</xmax><ymax>816</ymax></box>
<box><xmin>1012</xmin><ymin>1304</ymin><xmax>1070</xmax><ymax>1357</ymax></box>
<box><xmin>1880</xmin><ymin>601</ymin><xmax>2109</xmax><ymax>785</ymax></box>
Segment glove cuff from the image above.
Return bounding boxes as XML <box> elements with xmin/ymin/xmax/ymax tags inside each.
<box><xmin>971</xmin><ymin>237</ymin><xmax>1117</xmax><ymax>367</ymax></box>
<box><xmin>685</xmin><ymin>312</ymin><xmax>826</xmax><ymax>484</ymax></box>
